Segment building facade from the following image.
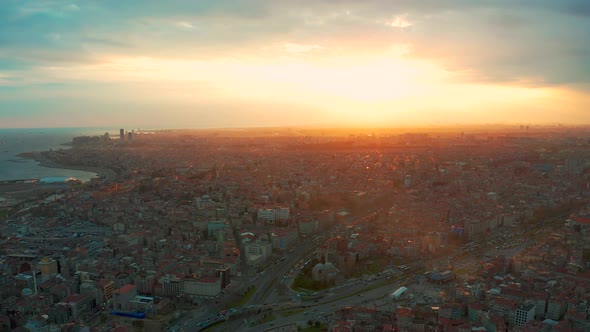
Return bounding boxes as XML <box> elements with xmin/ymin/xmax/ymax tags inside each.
<box><xmin>514</xmin><ymin>303</ymin><xmax>535</xmax><ymax>327</ymax></box>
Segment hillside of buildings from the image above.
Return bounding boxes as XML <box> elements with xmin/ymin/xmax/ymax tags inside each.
<box><xmin>1</xmin><ymin>126</ymin><xmax>590</xmax><ymax>331</ymax></box>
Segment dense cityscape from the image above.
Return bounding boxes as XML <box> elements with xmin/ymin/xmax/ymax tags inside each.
<box><xmin>1</xmin><ymin>126</ymin><xmax>589</xmax><ymax>331</ymax></box>
<box><xmin>2</xmin><ymin>0</ymin><xmax>589</xmax><ymax>330</ymax></box>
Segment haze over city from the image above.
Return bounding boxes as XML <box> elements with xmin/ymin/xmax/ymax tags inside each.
<box><xmin>1</xmin><ymin>0</ymin><xmax>590</xmax><ymax>128</ymax></box>
<box><xmin>3</xmin><ymin>2</ymin><xmax>590</xmax><ymax>332</ymax></box>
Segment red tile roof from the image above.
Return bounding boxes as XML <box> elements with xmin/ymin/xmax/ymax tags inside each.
<box><xmin>571</xmin><ymin>216</ymin><xmax>590</xmax><ymax>224</ymax></box>
<box><xmin>63</xmin><ymin>294</ymin><xmax>88</xmax><ymax>304</ymax></box>
<box><xmin>117</xmin><ymin>284</ymin><xmax>136</xmax><ymax>295</ymax></box>
<box><xmin>199</xmin><ymin>276</ymin><xmax>219</xmax><ymax>283</ymax></box>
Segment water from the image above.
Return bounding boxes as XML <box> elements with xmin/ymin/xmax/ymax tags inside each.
<box><xmin>0</xmin><ymin>127</ymin><xmax>116</xmax><ymax>182</ymax></box>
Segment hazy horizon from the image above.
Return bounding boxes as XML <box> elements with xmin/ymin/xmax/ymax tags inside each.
<box><xmin>2</xmin><ymin>123</ymin><xmax>588</xmax><ymax>136</ymax></box>
<box><xmin>1</xmin><ymin>0</ymin><xmax>589</xmax><ymax>128</ymax></box>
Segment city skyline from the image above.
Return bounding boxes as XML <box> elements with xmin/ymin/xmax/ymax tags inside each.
<box><xmin>1</xmin><ymin>0</ymin><xmax>590</xmax><ymax>128</ymax></box>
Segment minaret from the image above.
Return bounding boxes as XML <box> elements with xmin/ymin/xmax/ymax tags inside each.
<box><xmin>32</xmin><ymin>268</ymin><xmax>38</xmax><ymax>295</ymax></box>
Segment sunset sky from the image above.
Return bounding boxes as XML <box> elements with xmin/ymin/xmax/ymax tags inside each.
<box><xmin>1</xmin><ymin>0</ymin><xmax>589</xmax><ymax>128</ymax></box>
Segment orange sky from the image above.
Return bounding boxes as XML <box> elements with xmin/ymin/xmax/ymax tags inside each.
<box><xmin>1</xmin><ymin>1</ymin><xmax>589</xmax><ymax>128</ymax></box>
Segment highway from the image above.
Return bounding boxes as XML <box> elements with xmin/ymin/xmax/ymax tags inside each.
<box><xmin>205</xmin><ymin>272</ymin><xmax>409</xmax><ymax>332</ymax></box>
<box><xmin>242</xmin><ymin>230</ymin><xmax>537</xmax><ymax>332</ymax></box>
<box><xmin>167</xmin><ymin>209</ymin><xmax>568</xmax><ymax>331</ymax></box>
<box><xmin>168</xmin><ymin>232</ymin><xmax>326</xmax><ymax>332</ymax></box>
<box><xmin>170</xmin><ymin>231</ymin><xmax>531</xmax><ymax>332</ymax></box>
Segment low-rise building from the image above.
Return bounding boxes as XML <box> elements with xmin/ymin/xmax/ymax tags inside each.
<box><xmin>113</xmin><ymin>284</ymin><xmax>137</xmax><ymax>312</ymax></box>
<box><xmin>244</xmin><ymin>240</ymin><xmax>272</xmax><ymax>267</ymax></box>
<box><xmin>183</xmin><ymin>276</ymin><xmax>221</xmax><ymax>299</ymax></box>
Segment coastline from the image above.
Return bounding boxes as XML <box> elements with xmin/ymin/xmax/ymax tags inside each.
<box><xmin>18</xmin><ymin>151</ymin><xmax>117</xmax><ymax>183</ymax></box>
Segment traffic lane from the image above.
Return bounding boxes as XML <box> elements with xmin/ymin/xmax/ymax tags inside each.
<box><xmin>254</xmin><ymin>250</ymin><xmax>318</xmax><ymax>304</ymax></box>
<box><xmin>269</xmin><ymin>281</ymin><xmax>405</xmax><ymax>328</ymax></box>
<box><xmin>246</xmin><ymin>231</ymin><xmax>527</xmax><ymax>330</ymax></box>
<box><xmin>205</xmin><ymin>277</ymin><xmax>406</xmax><ymax>331</ymax></box>
<box><xmin>247</xmin><ymin>241</ymin><xmax>318</xmax><ymax>305</ymax></box>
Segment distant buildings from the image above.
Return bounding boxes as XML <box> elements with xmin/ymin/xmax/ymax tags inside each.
<box><xmin>270</xmin><ymin>228</ymin><xmax>297</xmax><ymax>251</ymax></box>
<box><xmin>207</xmin><ymin>220</ymin><xmax>227</xmax><ymax>241</ymax></box>
<box><xmin>3</xmin><ymin>128</ymin><xmax>590</xmax><ymax>330</ymax></box>
<box><xmin>257</xmin><ymin>206</ymin><xmax>290</xmax><ymax>225</ymax></box>
<box><xmin>244</xmin><ymin>240</ymin><xmax>272</xmax><ymax>267</ymax></box>
<box><xmin>118</xmin><ymin>128</ymin><xmax>133</xmax><ymax>143</ymax></box>
<box><xmin>428</xmin><ymin>270</ymin><xmax>456</xmax><ymax>284</ymax></box>
<box><xmin>183</xmin><ymin>276</ymin><xmax>221</xmax><ymax>299</ymax></box>
<box><xmin>37</xmin><ymin>256</ymin><xmax>58</xmax><ymax>281</ymax></box>
<box><xmin>567</xmin><ymin>213</ymin><xmax>590</xmax><ymax>269</ymax></box>
<box><xmin>311</xmin><ymin>261</ymin><xmax>339</xmax><ymax>283</ymax></box>
<box><xmin>298</xmin><ymin>218</ymin><xmax>318</xmax><ymax>235</ymax></box>
<box><xmin>113</xmin><ymin>284</ymin><xmax>137</xmax><ymax>311</ymax></box>
<box><xmin>156</xmin><ymin>275</ymin><xmax>181</xmax><ymax>297</ymax></box>
<box><xmin>390</xmin><ymin>286</ymin><xmax>408</xmax><ymax>300</ymax></box>
<box><xmin>565</xmin><ymin>157</ymin><xmax>585</xmax><ymax>174</ymax></box>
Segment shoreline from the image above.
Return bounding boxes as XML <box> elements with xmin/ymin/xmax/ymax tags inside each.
<box><xmin>17</xmin><ymin>151</ymin><xmax>117</xmax><ymax>183</ymax></box>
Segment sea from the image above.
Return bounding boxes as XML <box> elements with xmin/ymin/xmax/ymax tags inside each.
<box><xmin>0</xmin><ymin>127</ymin><xmax>117</xmax><ymax>182</ymax></box>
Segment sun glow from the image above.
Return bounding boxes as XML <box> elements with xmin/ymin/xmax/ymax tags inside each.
<box><xmin>43</xmin><ymin>55</ymin><xmax>445</xmax><ymax>101</ymax></box>
<box><xmin>34</xmin><ymin>54</ymin><xmax>572</xmax><ymax>126</ymax></box>
<box><xmin>233</xmin><ymin>57</ymin><xmax>445</xmax><ymax>102</ymax></box>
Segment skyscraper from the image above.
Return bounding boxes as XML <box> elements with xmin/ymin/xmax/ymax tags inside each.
<box><xmin>119</xmin><ymin>128</ymin><xmax>124</xmax><ymax>142</ymax></box>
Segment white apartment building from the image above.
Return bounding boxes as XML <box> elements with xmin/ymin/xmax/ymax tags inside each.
<box><xmin>244</xmin><ymin>241</ymin><xmax>272</xmax><ymax>267</ymax></box>
<box><xmin>514</xmin><ymin>303</ymin><xmax>535</xmax><ymax>327</ymax></box>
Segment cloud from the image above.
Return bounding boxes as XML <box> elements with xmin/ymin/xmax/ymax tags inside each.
<box><xmin>65</xmin><ymin>4</ymin><xmax>80</xmax><ymax>11</ymax></box>
<box><xmin>282</xmin><ymin>43</ymin><xmax>324</xmax><ymax>54</ymax></box>
<box><xmin>47</xmin><ymin>32</ymin><xmax>62</xmax><ymax>41</ymax></box>
<box><xmin>175</xmin><ymin>21</ymin><xmax>194</xmax><ymax>29</ymax></box>
<box><xmin>388</xmin><ymin>14</ymin><xmax>412</xmax><ymax>28</ymax></box>
<box><xmin>405</xmin><ymin>6</ymin><xmax>590</xmax><ymax>87</ymax></box>
<box><xmin>0</xmin><ymin>73</ymin><xmax>15</xmax><ymax>85</ymax></box>
<box><xmin>388</xmin><ymin>44</ymin><xmax>412</xmax><ymax>57</ymax></box>
<box><xmin>0</xmin><ymin>0</ymin><xmax>588</xmax><ymax>89</ymax></box>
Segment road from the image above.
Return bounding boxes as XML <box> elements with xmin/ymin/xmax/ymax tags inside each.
<box><xmin>243</xmin><ymin>275</ymin><xmax>409</xmax><ymax>332</ymax></box>
<box><xmin>173</xmin><ymin>205</ymin><xmax>559</xmax><ymax>332</ymax></box>
<box><xmin>172</xmin><ymin>228</ymin><xmax>537</xmax><ymax>332</ymax></box>
<box><xmin>168</xmin><ymin>232</ymin><xmax>327</xmax><ymax>332</ymax></box>
<box><xmin>247</xmin><ymin>230</ymin><xmax>539</xmax><ymax>331</ymax></box>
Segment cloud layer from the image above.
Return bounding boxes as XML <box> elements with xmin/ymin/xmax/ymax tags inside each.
<box><xmin>1</xmin><ymin>0</ymin><xmax>589</xmax><ymax>127</ymax></box>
